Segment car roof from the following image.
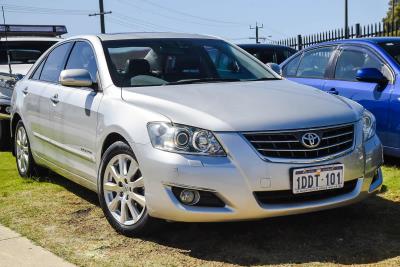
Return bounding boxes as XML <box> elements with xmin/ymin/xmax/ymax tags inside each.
<box><xmin>1</xmin><ymin>36</ymin><xmax>62</xmax><ymax>42</ymax></box>
<box><xmin>308</xmin><ymin>37</ymin><xmax>400</xmax><ymax>48</ymax></box>
<box><xmin>238</xmin><ymin>43</ymin><xmax>296</xmax><ymax>50</ymax></box>
<box><xmin>97</xmin><ymin>32</ymin><xmax>219</xmax><ymax>41</ymax></box>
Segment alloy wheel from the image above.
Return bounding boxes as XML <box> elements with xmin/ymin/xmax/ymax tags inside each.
<box><xmin>103</xmin><ymin>154</ymin><xmax>146</xmax><ymax>226</ymax></box>
<box><xmin>16</xmin><ymin>126</ymin><xmax>29</xmax><ymax>174</ymax></box>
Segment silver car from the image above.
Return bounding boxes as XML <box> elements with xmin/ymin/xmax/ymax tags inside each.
<box><xmin>11</xmin><ymin>33</ymin><xmax>383</xmax><ymax>236</ymax></box>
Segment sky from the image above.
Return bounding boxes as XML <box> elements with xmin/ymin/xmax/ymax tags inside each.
<box><xmin>0</xmin><ymin>0</ymin><xmax>390</xmax><ymax>43</ymax></box>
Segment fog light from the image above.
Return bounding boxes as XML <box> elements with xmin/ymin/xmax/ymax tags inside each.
<box><xmin>179</xmin><ymin>189</ymin><xmax>200</xmax><ymax>205</ymax></box>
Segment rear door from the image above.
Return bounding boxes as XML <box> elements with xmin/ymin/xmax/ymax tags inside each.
<box><xmin>20</xmin><ymin>58</ymin><xmax>49</xmax><ymax>158</ymax></box>
<box><xmin>282</xmin><ymin>46</ymin><xmax>336</xmax><ymax>90</ymax></box>
<box><xmin>323</xmin><ymin>45</ymin><xmax>393</xmax><ymax>147</ymax></box>
<box><xmin>23</xmin><ymin>42</ymin><xmax>72</xmax><ymax>160</ymax></box>
<box><xmin>37</xmin><ymin>42</ymin><xmax>73</xmax><ymax>165</ymax></box>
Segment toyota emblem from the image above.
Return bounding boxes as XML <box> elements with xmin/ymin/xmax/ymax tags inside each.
<box><xmin>301</xmin><ymin>133</ymin><xmax>321</xmax><ymax>149</ymax></box>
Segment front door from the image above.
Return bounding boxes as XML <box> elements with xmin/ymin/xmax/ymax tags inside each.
<box><xmin>323</xmin><ymin>46</ymin><xmax>393</xmax><ymax>147</ymax></box>
<box><xmin>284</xmin><ymin>46</ymin><xmax>336</xmax><ymax>90</ymax></box>
<box><xmin>50</xmin><ymin>41</ymin><xmax>102</xmax><ymax>182</ymax></box>
<box><xmin>22</xmin><ymin>42</ymin><xmax>73</xmax><ymax>161</ymax></box>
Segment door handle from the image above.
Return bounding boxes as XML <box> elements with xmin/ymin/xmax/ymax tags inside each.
<box><xmin>50</xmin><ymin>94</ymin><xmax>59</xmax><ymax>104</ymax></box>
<box><xmin>328</xmin><ymin>88</ymin><xmax>339</xmax><ymax>95</ymax></box>
<box><xmin>22</xmin><ymin>87</ymin><xmax>29</xmax><ymax>95</ymax></box>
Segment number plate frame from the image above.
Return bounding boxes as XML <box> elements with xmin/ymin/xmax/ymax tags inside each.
<box><xmin>291</xmin><ymin>164</ymin><xmax>345</xmax><ymax>194</ymax></box>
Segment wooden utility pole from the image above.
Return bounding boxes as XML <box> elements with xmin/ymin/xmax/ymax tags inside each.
<box><xmin>250</xmin><ymin>22</ymin><xmax>264</xmax><ymax>44</ymax></box>
<box><xmin>89</xmin><ymin>0</ymin><xmax>112</xmax><ymax>34</ymax></box>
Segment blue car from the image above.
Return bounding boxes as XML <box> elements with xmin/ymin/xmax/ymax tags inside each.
<box><xmin>280</xmin><ymin>37</ymin><xmax>400</xmax><ymax>157</ymax></box>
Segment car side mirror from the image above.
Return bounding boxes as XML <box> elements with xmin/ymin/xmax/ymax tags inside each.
<box><xmin>60</xmin><ymin>69</ymin><xmax>94</xmax><ymax>88</ymax></box>
<box><xmin>266</xmin><ymin>63</ymin><xmax>282</xmax><ymax>75</ymax></box>
<box><xmin>356</xmin><ymin>68</ymin><xmax>388</xmax><ymax>90</ymax></box>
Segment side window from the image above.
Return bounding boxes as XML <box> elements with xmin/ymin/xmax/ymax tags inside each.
<box><xmin>65</xmin><ymin>41</ymin><xmax>98</xmax><ymax>82</ymax></box>
<box><xmin>40</xmin><ymin>43</ymin><xmax>72</xmax><ymax>83</ymax></box>
<box><xmin>31</xmin><ymin>59</ymin><xmax>46</xmax><ymax>80</ymax></box>
<box><xmin>334</xmin><ymin>49</ymin><xmax>391</xmax><ymax>82</ymax></box>
<box><xmin>282</xmin><ymin>54</ymin><xmax>301</xmax><ymax>77</ymax></box>
<box><xmin>296</xmin><ymin>47</ymin><xmax>335</xmax><ymax>78</ymax></box>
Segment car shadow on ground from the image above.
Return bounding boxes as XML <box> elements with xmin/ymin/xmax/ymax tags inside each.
<box><xmin>148</xmin><ymin>196</ymin><xmax>400</xmax><ymax>265</ymax></box>
<box><xmin>384</xmin><ymin>155</ymin><xmax>400</xmax><ymax>168</ymax></box>
<box><xmin>46</xmin><ymin>171</ymin><xmax>400</xmax><ymax>266</ymax></box>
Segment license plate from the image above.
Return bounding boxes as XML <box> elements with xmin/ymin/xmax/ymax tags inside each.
<box><xmin>292</xmin><ymin>164</ymin><xmax>344</xmax><ymax>194</ymax></box>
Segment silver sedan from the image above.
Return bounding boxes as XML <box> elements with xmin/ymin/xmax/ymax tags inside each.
<box><xmin>11</xmin><ymin>33</ymin><xmax>383</xmax><ymax>236</ymax></box>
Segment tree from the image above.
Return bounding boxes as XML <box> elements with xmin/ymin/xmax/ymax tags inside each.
<box><xmin>383</xmin><ymin>0</ymin><xmax>400</xmax><ymax>25</ymax></box>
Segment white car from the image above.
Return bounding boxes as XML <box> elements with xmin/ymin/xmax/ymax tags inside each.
<box><xmin>11</xmin><ymin>33</ymin><xmax>383</xmax><ymax>236</ymax></box>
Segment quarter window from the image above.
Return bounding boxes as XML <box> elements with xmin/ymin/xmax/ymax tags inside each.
<box><xmin>40</xmin><ymin>42</ymin><xmax>73</xmax><ymax>83</ymax></box>
<box><xmin>282</xmin><ymin>55</ymin><xmax>300</xmax><ymax>77</ymax></box>
<box><xmin>65</xmin><ymin>41</ymin><xmax>98</xmax><ymax>82</ymax></box>
<box><xmin>296</xmin><ymin>47</ymin><xmax>335</xmax><ymax>78</ymax></box>
<box><xmin>334</xmin><ymin>49</ymin><xmax>391</xmax><ymax>82</ymax></box>
<box><xmin>31</xmin><ymin>59</ymin><xmax>45</xmax><ymax>80</ymax></box>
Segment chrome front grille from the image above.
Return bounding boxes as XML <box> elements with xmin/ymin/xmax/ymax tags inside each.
<box><xmin>243</xmin><ymin>124</ymin><xmax>355</xmax><ymax>159</ymax></box>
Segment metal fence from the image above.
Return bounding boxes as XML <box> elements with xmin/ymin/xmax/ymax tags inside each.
<box><xmin>276</xmin><ymin>22</ymin><xmax>400</xmax><ymax>50</ymax></box>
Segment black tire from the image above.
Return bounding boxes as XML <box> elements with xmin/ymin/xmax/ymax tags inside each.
<box><xmin>0</xmin><ymin>120</ymin><xmax>11</xmax><ymax>151</ymax></box>
<box><xmin>98</xmin><ymin>141</ymin><xmax>161</xmax><ymax>237</ymax></box>
<box><xmin>14</xmin><ymin>121</ymin><xmax>47</xmax><ymax>178</ymax></box>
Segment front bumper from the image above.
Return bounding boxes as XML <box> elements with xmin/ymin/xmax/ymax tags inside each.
<box><xmin>134</xmin><ymin>123</ymin><xmax>383</xmax><ymax>222</ymax></box>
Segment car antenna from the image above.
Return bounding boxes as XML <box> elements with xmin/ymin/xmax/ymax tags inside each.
<box><xmin>1</xmin><ymin>6</ymin><xmax>12</xmax><ymax>75</ymax></box>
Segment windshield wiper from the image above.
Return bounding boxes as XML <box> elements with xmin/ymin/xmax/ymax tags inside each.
<box><xmin>168</xmin><ymin>78</ymin><xmax>241</xmax><ymax>85</ymax></box>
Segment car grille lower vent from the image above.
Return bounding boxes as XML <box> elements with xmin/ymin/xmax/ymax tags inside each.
<box><xmin>243</xmin><ymin>124</ymin><xmax>354</xmax><ymax>159</ymax></box>
<box><xmin>254</xmin><ymin>179</ymin><xmax>358</xmax><ymax>205</ymax></box>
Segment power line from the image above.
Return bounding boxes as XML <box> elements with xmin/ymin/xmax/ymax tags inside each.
<box><xmin>112</xmin><ymin>11</ymin><xmax>180</xmax><ymax>32</ymax></box>
<box><xmin>141</xmin><ymin>0</ymin><xmax>243</xmax><ymax>25</ymax></box>
<box><xmin>108</xmin><ymin>17</ymin><xmax>154</xmax><ymax>32</ymax></box>
<box><xmin>1</xmin><ymin>4</ymin><xmax>95</xmax><ymax>15</ymax></box>
<box><xmin>117</xmin><ymin>0</ymin><xmax>238</xmax><ymax>28</ymax></box>
<box><xmin>110</xmin><ymin>15</ymin><xmax>164</xmax><ymax>32</ymax></box>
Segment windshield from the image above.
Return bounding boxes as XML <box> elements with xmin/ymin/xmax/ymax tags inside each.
<box><xmin>0</xmin><ymin>41</ymin><xmax>56</xmax><ymax>65</ymax></box>
<box><xmin>102</xmin><ymin>38</ymin><xmax>278</xmax><ymax>87</ymax></box>
<box><xmin>379</xmin><ymin>41</ymin><xmax>400</xmax><ymax>65</ymax></box>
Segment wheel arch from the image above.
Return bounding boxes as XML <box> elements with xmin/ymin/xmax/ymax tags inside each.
<box><xmin>10</xmin><ymin>113</ymin><xmax>22</xmax><ymax>156</ymax></box>
<box><xmin>101</xmin><ymin>132</ymin><xmax>130</xmax><ymax>158</ymax></box>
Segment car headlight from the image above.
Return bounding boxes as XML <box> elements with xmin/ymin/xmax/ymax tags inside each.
<box><xmin>362</xmin><ymin>109</ymin><xmax>376</xmax><ymax>141</ymax></box>
<box><xmin>147</xmin><ymin>122</ymin><xmax>226</xmax><ymax>156</ymax></box>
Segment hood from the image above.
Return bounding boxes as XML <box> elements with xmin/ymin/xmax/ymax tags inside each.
<box><xmin>0</xmin><ymin>64</ymin><xmax>32</xmax><ymax>76</ymax></box>
<box><xmin>122</xmin><ymin>80</ymin><xmax>363</xmax><ymax>132</ymax></box>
